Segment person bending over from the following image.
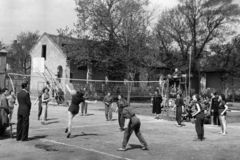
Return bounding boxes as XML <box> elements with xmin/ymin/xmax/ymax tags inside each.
<box><xmin>117</xmin><ymin>107</ymin><xmax>148</xmax><ymax>151</ymax></box>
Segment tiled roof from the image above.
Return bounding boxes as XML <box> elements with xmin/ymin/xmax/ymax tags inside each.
<box><xmin>47</xmin><ymin>33</ymin><xmax>82</xmax><ymax>48</ymax></box>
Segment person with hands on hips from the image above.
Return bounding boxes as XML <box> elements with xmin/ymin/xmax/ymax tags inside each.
<box><xmin>218</xmin><ymin>94</ymin><xmax>228</xmax><ymax>136</ymax></box>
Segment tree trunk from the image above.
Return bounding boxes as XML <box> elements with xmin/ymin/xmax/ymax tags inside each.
<box><xmin>127</xmin><ymin>82</ymin><xmax>132</xmax><ymax>104</ymax></box>
<box><xmin>139</xmin><ymin>68</ymin><xmax>148</xmax><ymax>89</ymax></box>
<box><xmin>166</xmin><ymin>78</ymin><xmax>170</xmax><ymax>120</ymax></box>
<box><xmin>231</xmin><ymin>72</ymin><xmax>235</xmax><ymax>102</ymax></box>
<box><xmin>197</xmin><ymin>65</ymin><xmax>201</xmax><ymax>95</ymax></box>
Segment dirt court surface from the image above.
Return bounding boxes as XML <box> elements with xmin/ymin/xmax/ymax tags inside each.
<box><xmin>1</xmin><ymin>101</ymin><xmax>240</xmax><ymax>160</ymax></box>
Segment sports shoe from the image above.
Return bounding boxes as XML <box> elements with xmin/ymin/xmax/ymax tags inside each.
<box><xmin>67</xmin><ymin>133</ymin><xmax>71</xmax><ymax>138</ymax></box>
<box><xmin>120</xmin><ymin>128</ymin><xmax>125</xmax><ymax>131</ymax></box>
<box><xmin>117</xmin><ymin>148</ymin><xmax>127</xmax><ymax>151</ymax></box>
<box><xmin>222</xmin><ymin>133</ymin><xmax>226</xmax><ymax>136</ymax></box>
<box><xmin>142</xmin><ymin>146</ymin><xmax>149</xmax><ymax>150</ymax></box>
<box><xmin>193</xmin><ymin>138</ymin><xmax>202</xmax><ymax>141</ymax></box>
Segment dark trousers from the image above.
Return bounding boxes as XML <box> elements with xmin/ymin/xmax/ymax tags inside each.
<box><xmin>38</xmin><ymin>101</ymin><xmax>42</xmax><ymax>118</ymax></box>
<box><xmin>0</xmin><ymin>128</ymin><xmax>6</xmax><ymax>136</ymax></box>
<box><xmin>176</xmin><ymin>106</ymin><xmax>182</xmax><ymax>125</ymax></box>
<box><xmin>122</xmin><ymin>120</ymin><xmax>147</xmax><ymax>148</ymax></box>
<box><xmin>212</xmin><ymin>111</ymin><xmax>220</xmax><ymax>126</ymax></box>
<box><xmin>195</xmin><ymin>113</ymin><xmax>205</xmax><ymax>140</ymax></box>
<box><xmin>118</xmin><ymin>109</ymin><xmax>125</xmax><ymax>129</ymax></box>
<box><xmin>173</xmin><ymin>78</ymin><xmax>180</xmax><ymax>89</ymax></box>
<box><xmin>17</xmin><ymin>115</ymin><xmax>29</xmax><ymax>141</ymax></box>
<box><xmin>105</xmin><ymin>105</ymin><xmax>112</xmax><ymax>120</ymax></box>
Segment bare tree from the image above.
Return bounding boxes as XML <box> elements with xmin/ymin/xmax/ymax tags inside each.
<box><xmin>8</xmin><ymin>31</ymin><xmax>40</xmax><ymax>74</ymax></box>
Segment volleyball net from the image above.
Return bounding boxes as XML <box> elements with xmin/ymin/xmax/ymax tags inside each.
<box><xmin>6</xmin><ymin>73</ymin><xmax>171</xmax><ymax>102</ymax></box>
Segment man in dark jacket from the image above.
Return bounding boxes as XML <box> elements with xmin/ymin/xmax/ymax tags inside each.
<box><xmin>16</xmin><ymin>82</ymin><xmax>31</xmax><ymax>141</ymax></box>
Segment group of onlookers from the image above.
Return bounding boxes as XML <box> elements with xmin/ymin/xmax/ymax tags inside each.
<box><xmin>0</xmin><ymin>88</ymin><xmax>16</xmax><ymax>137</ymax></box>
<box><xmin>150</xmin><ymin>88</ymin><xmax>229</xmax><ymax>141</ymax></box>
<box><xmin>209</xmin><ymin>92</ymin><xmax>228</xmax><ymax>135</ymax></box>
<box><xmin>0</xmin><ymin>82</ymin><xmax>32</xmax><ymax>141</ymax></box>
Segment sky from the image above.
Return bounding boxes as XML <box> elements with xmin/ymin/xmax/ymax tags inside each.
<box><xmin>0</xmin><ymin>0</ymin><xmax>240</xmax><ymax>44</ymax></box>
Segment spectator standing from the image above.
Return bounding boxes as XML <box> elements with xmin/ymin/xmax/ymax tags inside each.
<box><xmin>103</xmin><ymin>92</ymin><xmax>113</xmax><ymax>121</ymax></box>
<box><xmin>218</xmin><ymin>94</ymin><xmax>228</xmax><ymax>136</ymax></box>
<box><xmin>210</xmin><ymin>92</ymin><xmax>220</xmax><ymax>126</ymax></box>
<box><xmin>192</xmin><ymin>94</ymin><xmax>205</xmax><ymax>141</ymax></box>
<box><xmin>81</xmin><ymin>87</ymin><xmax>89</xmax><ymax>116</ymax></box>
<box><xmin>41</xmin><ymin>87</ymin><xmax>51</xmax><ymax>125</ymax></box>
<box><xmin>172</xmin><ymin>93</ymin><xmax>184</xmax><ymax>126</ymax></box>
<box><xmin>0</xmin><ymin>88</ymin><xmax>10</xmax><ymax>137</ymax></box>
<box><xmin>16</xmin><ymin>82</ymin><xmax>31</xmax><ymax>141</ymax></box>
<box><xmin>7</xmin><ymin>90</ymin><xmax>16</xmax><ymax>122</ymax></box>
<box><xmin>152</xmin><ymin>89</ymin><xmax>162</xmax><ymax>119</ymax></box>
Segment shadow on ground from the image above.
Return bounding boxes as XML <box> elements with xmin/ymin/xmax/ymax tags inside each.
<box><xmin>46</xmin><ymin>118</ymin><xmax>58</xmax><ymax>121</ymax></box>
<box><xmin>71</xmin><ymin>132</ymin><xmax>99</xmax><ymax>138</ymax></box>
<box><xmin>28</xmin><ymin>135</ymin><xmax>48</xmax><ymax>141</ymax></box>
<box><xmin>127</xmin><ymin>144</ymin><xmax>143</xmax><ymax>150</ymax></box>
<box><xmin>35</xmin><ymin>143</ymin><xmax>59</xmax><ymax>151</ymax></box>
<box><xmin>46</xmin><ymin>121</ymin><xmax>61</xmax><ymax>125</ymax></box>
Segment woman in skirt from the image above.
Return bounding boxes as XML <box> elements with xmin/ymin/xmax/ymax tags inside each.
<box><xmin>152</xmin><ymin>89</ymin><xmax>162</xmax><ymax>119</ymax></box>
<box><xmin>41</xmin><ymin>87</ymin><xmax>51</xmax><ymax>125</ymax></box>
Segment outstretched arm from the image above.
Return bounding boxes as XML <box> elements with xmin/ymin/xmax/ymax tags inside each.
<box><xmin>221</xmin><ymin>104</ymin><xmax>228</xmax><ymax>116</ymax></box>
<box><xmin>172</xmin><ymin>105</ymin><xmax>176</xmax><ymax>110</ymax></box>
<box><xmin>85</xmin><ymin>100</ymin><xmax>97</xmax><ymax>104</ymax></box>
<box><xmin>33</xmin><ymin>97</ymin><xmax>39</xmax><ymax>105</ymax></box>
<box><xmin>66</xmin><ymin>84</ymin><xmax>76</xmax><ymax>95</ymax></box>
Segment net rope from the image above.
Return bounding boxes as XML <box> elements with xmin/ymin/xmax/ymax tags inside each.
<box><xmin>6</xmin><ymin>73</ymin><xmax>170</xmax><ymax>101</ymax></box>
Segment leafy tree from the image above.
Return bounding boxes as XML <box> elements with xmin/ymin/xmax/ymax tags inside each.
<box><xmin>206</xmin><ymin>35</ymin><xmax>240</xmax><ymax>100</ymax></box>
<box><xmin>155</xmin><ymin>0</ymin><xmax>240</xmax><ymax>93</ymax></box>
<box><xmin>0</xmin><ymin>41</ymin><xmax>4</xmax><ymax>50</ymax></box>
<box><xmin>60</xmin><ymin>0</ymin><xmax>155</xmax><ymax>102</ymax></box>
<box><xmin>8</xmin><ymin>31</ymin><xmax>40</xmax><ymax>74</ymax></box>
